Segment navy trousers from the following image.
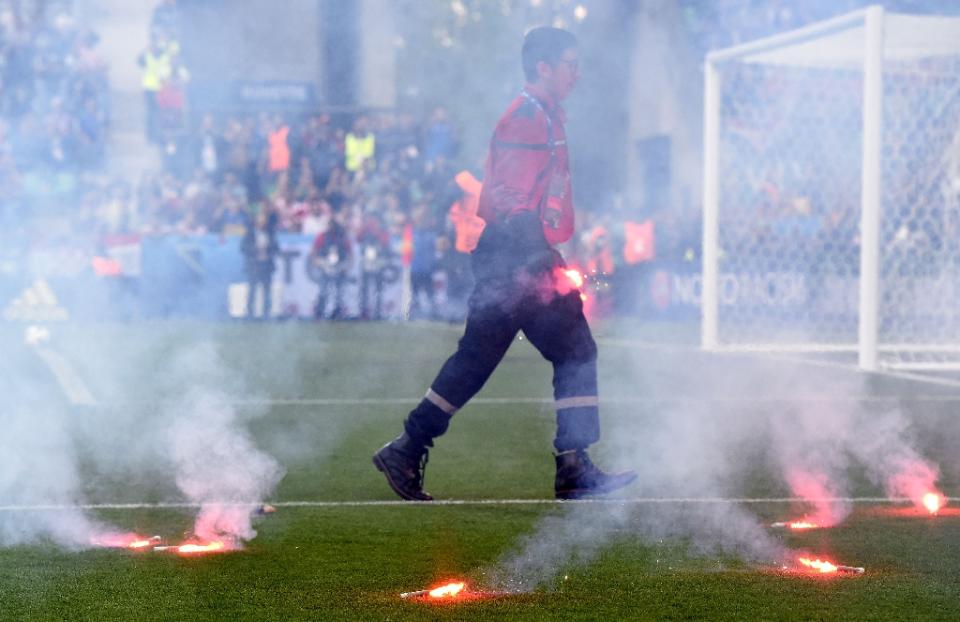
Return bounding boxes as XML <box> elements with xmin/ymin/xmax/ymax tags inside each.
<box><xmin>403</xmin><ymin>224</ymin><xmax>600</xmax><ymax>451</ymax></box>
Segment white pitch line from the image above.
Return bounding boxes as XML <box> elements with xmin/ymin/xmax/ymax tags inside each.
<box><xmin>0</xmin><ymin>497</ymin><xmax>947</xmax><ymax>512</ymax></box>
<box><xmin>32</xmin><ymin>346</ymin><xmax>96</xmax><ymax>406</ymax></box>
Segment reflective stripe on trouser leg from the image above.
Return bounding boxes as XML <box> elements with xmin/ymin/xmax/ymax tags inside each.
<box><xmin>425</xmin><ymin>388</ymin><xmax>458</xmax><ymax>415</ymax></box>
<box><xmin>403</xmin><ymin>388</ymin><xmax>459</xmax><ymax>446</ymax></box>
<box><xmin>555</xmin><ymin>396</ymin><xmax>599</xmax><ymax>410</ymax></box>
<box><xmin>554</xmin><ymin>397</ymin><xmax>600</xmax><ymax>452</ymax></box>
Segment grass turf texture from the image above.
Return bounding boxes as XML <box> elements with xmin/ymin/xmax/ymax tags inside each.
<box><xmin>1</xmin><ymin>320</ymin><xmax>960</xmax><ymax>620</ymax></box>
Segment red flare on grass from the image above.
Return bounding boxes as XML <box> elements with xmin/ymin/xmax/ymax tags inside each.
<box><xmin>175</xmin><ymin>541</ymin><xmax>226</xmax><ymax>555</ymax></box>
<box><xmin>922</xmin><ymin>492</ymin><xmax>946</xmax><ymax>515</ymax></box>
<box><xmin>428</xmin><ymin>582</ymin><xmax>466</xmax><ymax>598</ymax></box>
<box><xmin>887</xmin><ymin>459</ymin><xmax>945</xmax><ymax>514</ymax></box>
<box><xmin>795</xmin><ymin>556</ymin><xmax>863</xmax><ymax>575</ymax></box>
<box><xmin>153</xmin><ymin>540</ymin><xmax>230</xmax><ymax>555</ymax></box>
<box><xmin>401</xmin><ymin>580</ymin><xmax>489</xmax><ymax>601</ymax></box>
<box><xmin>798</xmin><ymin>557</ymin><xmax>838</xmax><ymax>573</ymax></box>
<box><xmin>92</xmin><ymin>533</ymin><xmax>161</xmax><ymax>550</ymax></box>
<box><xmin>772</xmin><ymin>520</ymin><xmax>820</xmax><ymax>530</ymax></box>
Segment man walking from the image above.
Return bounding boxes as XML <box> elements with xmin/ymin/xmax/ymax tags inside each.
<box><xmin>374</xmin><ymin>27</ymin><xmax>636</xmax><ymax>501</ymax></box>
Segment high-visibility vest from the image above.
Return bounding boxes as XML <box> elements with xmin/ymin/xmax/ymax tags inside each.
<box><xmin>344</xmin><ymin>132</ymin><xmax>375</xmax><ymax>172</ymax></box>
<box><xmin>268</xmin><ymin>126</ymin><xmax>290</xmax><ymax>172</ymax></box>
<box><xmin>449</xmin><ymin>170</ymin><xmax>485</xmax><ymax>253</ymax></box>
<box><xmin>141</xmin><ymin>51</ymin><xmax>170</xmax><ymax>91</ymax></box>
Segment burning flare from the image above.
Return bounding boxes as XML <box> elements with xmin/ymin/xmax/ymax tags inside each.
<box><xmin>923</xmin><ymin>492</ymin><xmax>945</xmax><ymax>515</ymax></box>
<box><xmin>175</xmin><ymin>541</ymin><xmax>226</xmax><ymax>554</ymax></box>
<box><xmin>771</xmin><ymin>520</ymin><xmax>819</xmax><ymax>530</ymax></box>
<box><xmin>92</xmin><ymin>533</ymin><xmax>161</xmax><ymax>550</ymax></box>
<box><xmin>428</xmin><ymin>582</ymin><xmax>465</xmax><ymax>599</ymax></box>
<box><xmin>796</xmin><ymin>556</ymin><xmax>864</xmax><ymax>575</ymax></box>
<box><xmin>563</xmin><ymin>269</ymin><xmax>584</xmax><ymax>289</ymax></box>
<box><xmin>798</xmin><ymin>557</ymin><xmax>838</xmax><ymax>573</ymax></box>
<box><xmin>400</xmin><ymin>581</ymin><xmax>469</xmax><ymax>600</ymax></box>
<box><xmin>153</xmin><ymin>540</ymin><xmax>228</xmax><ymax>555</ymax></box>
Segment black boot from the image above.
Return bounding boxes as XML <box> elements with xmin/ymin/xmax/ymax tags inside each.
<box><xmin>372</xmin><ymin>433</ymin><xmax>433</xmax><ymax>501</ymax></box>
<box><xmin>554</xmin><ymin>449</ymin><xmax>637</xmax><ymax>500</ymax></box>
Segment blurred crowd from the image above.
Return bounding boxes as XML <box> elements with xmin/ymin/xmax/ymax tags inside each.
<box><xmin>0</xmin><ymin>0</ymin><xmax>716</xmax><ymax>320</ymax></box>
<box><xmin>0</xmin><ymin>0</ymin><xmax>109</xmax><ymax>233</ymax></box>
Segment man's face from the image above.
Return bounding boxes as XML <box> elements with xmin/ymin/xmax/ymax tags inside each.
<box><xmin>540</xmin><ymin>47</ymin><xmax>580</xmax><ymax>101</ymax></box>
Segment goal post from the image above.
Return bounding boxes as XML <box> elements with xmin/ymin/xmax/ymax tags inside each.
<box><xmin>702</xmin><ymin>5</ymin><xmax>960</xmax><ymax>371</ymax></box>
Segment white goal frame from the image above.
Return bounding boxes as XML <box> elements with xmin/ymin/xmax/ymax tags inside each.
<box><xmin>701</xmin><ymin>5</ymin><xmax>960</xmax><ymax>371</ymax></box>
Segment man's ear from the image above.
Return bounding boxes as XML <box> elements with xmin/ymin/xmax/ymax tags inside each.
<box><xmin>535</xmin><ymin>59</ymin><xmax>553</xmax><ymax>82</ymax></box>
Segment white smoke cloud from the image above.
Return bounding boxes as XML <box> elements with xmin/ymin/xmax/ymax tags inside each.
<box><xmin>0</xmin><ymin>329</ymin><xmax>289</xmax><ymax>550</ymax></box>
<box><xmin>483</xmin><ymin>351</ymin><xmax>946</xmax><ymax>592</ymax></box>
<box><xmin>162</xmin><ymin>342</ymin><xmax>285</xmax><ymax>545</ymax></box>
<box><xmin>0</xmin><ymin>395</ymin><xmax>110</xmax><ymax>548</ymax></box>
<box><xmin>484</xmin><ymin>386</ymin><xmax>788</xmax><ymax>592</ymax></box>
<box><xmin>168</xmin><ymin>388</ymin><xmax>284</xmax><ymax>543</ymax></box>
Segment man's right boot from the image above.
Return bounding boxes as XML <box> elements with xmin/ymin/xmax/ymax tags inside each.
<box><xmin>555</xmin><ymin>449</ymin><xmax>637</xmax><ymax>500</ymax></box>
<box><xmin>372</xmin><ymin>433</ymin><xmax>433</xmax><ymax>501</ymax></box>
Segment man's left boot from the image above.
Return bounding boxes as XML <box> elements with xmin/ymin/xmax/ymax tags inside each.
<box><xmin>554</xmin><ymin>449</ymin><xmax>637</xmax><ymax>500</ymax></box>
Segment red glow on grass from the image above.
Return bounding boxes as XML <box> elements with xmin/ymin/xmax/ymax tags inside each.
<box><xmin>865</xmin><ymin>505</ymin><xmax>960</xmax><ymax>519</ymax></box>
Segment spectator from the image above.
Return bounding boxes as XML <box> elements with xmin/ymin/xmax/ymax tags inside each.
<box><xmin>155</xmin><ymin>46</ymin><xmax>189</xmax><ymax>141</ymax></box>
<box><xmin>357</xmin><ymin>210</ymin><xmax>391</xmax><ymax>319</ymax></box>
<box><xmin>309</xmin><ymin>197</ymin><xmax>352</xmax><ymax>319</ymax></box>
<box><xmin>266</xmin><ymin>115</ymin><xmax>291</xmax><ymax>190</ymax></box>
<box><xmin>301</xmin><ymin>112</ymin><xmax>339</xmax><ymax>188</ymax></box>
<box><xmin>301</xmin><ymin>195</ymin><xmax>331</xmax><ymax>237</ymax></box>
<box><xmin>344</xmin><ymin>115</ymin><xmax>375</xmax><ymax>174</ymax></box>
<box><xmin>151</xmin><ymin>0</ymin><xmax>180</xmax><ymax>41</ymax></box>
<box><xmin>188</xmin><ymin>113</ymin><xmax>225</xmax><ymax>180</ymax></box>
<box><xmin>240</xmin><ymin>206</ymin><xmax>279</xmax><ymax>319</ymax></box>
<box><xmin>408</xmin><ymin>203</ymin><xmax>437</xmax><ymax>320</ymax></box>
<box><xmin>422</xmin><ymin>105</ymin><xmax>457</xmax><ymax>166</ymax></box>
<box><xmin>138</xmin><ymin>34</ymin><xmax>178</xmax><ymax>144</ymax></box>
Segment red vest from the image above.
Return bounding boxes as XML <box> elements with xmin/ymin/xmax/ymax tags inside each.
<box><xmin>477</xmin><ymin>86</ymin><xmax>574</xmax><ymax>245</ymax></box>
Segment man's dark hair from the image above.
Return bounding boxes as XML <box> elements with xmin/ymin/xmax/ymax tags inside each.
<box><xmin>522</xmin><ymin>27</ymin><xmax>577</xmax><ymax>83</ymax></box>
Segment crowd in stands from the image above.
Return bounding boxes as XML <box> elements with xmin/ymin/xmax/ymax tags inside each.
<box><xmin>1</xmin><ymin>0</ymin><xmax>740</xmax><ymax>320</ymax></box>
<box><xmin>0</xmin><ymin>0</ymin><xmax>110</xmax><ymax>233</ymax></box>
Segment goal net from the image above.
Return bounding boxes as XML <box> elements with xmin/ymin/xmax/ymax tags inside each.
<box><xmin>702</xmin><ymin>7</ymin><xmax>960</xmax><ymax>371</ymax></box>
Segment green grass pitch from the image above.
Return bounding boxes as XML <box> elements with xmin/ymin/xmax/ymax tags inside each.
<box><xmin>1</xmin><ymin>321</ymin><xmax>959</xmax><ymax>620</ymax></box>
